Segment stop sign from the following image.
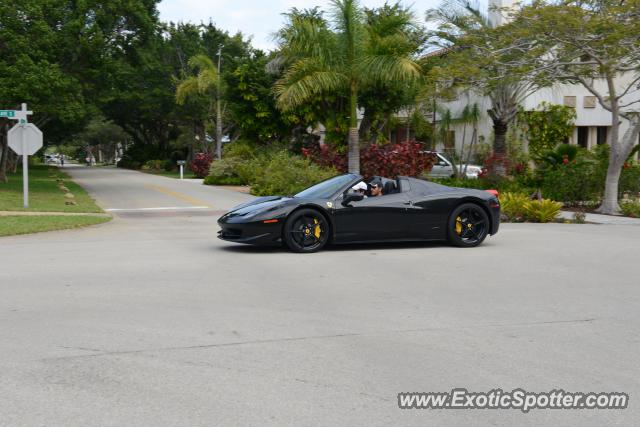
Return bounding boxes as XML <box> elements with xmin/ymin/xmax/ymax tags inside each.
<box><xmin>8</xmin><ymin>123</ymin><xmax>43</xmax><ymax>156</ymax></box>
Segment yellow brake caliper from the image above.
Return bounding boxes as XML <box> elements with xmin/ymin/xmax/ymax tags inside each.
<box><xmin>313</xmin><ymin>218</ymin><xmax>321</xmax><ymax>239</ymax></box>
<box><xmin>455</xmin><ymin>217</ymin><xmax>462</xmax><ymax>235</ymax></box>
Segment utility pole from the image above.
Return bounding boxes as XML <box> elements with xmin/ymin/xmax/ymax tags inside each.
<box><xmin>216</xmin><ymin>45</ymin><xmax>223</xmax><ymax>160</ymax></box>
<box><xmin>432</xmin><ymin>82</ymin><xmax>438</xmax><ymax>151</ymax></box>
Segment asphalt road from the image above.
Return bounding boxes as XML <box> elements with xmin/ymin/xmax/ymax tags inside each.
<box><xmin>1</xmin><ymin>165</ymin><xmax>638</xmax><ymax>426</ymax></box>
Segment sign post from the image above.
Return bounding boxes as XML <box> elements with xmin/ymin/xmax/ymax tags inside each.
<box><xmin>177</xmin><ymin>160</ymin><xmax>186</xmax><ymax>180</ymax></box>
<box><xmin>22</xmin><ymin>123</ymin><xmax>28</xmax><ymax>207</ymax></box>
<box><xmin>6</xmin><ymin>104</ymin><xmax>41</xmax><ymax>208</ymax></box>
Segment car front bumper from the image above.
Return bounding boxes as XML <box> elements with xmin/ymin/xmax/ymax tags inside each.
<box><xmin>217</xmin><ymin>219</ymin><xmax>283</xmax><ymax>246</ymax></box>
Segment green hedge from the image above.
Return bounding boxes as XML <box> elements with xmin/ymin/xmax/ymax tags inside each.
<box><xmin>204</xmin><ymin>142</ymin><xmax>337</xmax><ymax>196</ymax></box>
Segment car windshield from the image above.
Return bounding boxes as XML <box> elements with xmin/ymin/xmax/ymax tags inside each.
<box><xmin>294</xmin><ymin>174</ymin><xmax>357</xmax><ymax>199</ymax></box>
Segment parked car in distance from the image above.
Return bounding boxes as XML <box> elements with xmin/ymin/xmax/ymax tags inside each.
<box><xmin>45</xmin><ymin>154</ymin><xmax>60</xmax><ymax>165</ymax></box>
<box><xmin>425</xmin><ymin>151</ymin><xmax>482</xmax><ymax>179</ymax></box>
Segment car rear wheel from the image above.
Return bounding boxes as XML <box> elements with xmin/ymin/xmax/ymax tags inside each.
<box><xmin>447</xmin><ymin>203</ymin><xmax>489</xmax><ymax>247</ymax></box>
<box><xmin>283</xmin><ymin>208</ymin><xmax>329</xmax><ymax>253</ymax></box>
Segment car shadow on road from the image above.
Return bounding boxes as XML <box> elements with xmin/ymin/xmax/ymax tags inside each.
<box><xmin>215</xmin><ymin>240</ymin><xmax>452</xmax><ymax>254</ymax></box>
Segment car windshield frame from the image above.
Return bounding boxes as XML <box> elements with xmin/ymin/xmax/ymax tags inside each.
<box><xmin>294</xmin><ymin>174</ymin><xmax>360</xmax><ymax>199</ymax></box>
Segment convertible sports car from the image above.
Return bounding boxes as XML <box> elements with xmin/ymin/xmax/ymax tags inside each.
<box><xmin>218</xmin><ymin>174</ymin><xmax>500</xmax><ymax>253</ymax></box>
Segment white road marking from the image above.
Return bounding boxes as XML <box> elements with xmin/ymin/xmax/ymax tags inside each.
<box><xmin>105</xmin><ymin>206</ymin><xmax>211</xmax><ymax>212</ymax></box>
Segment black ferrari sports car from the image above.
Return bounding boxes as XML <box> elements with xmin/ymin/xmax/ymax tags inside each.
<box><xmin>218</xmin><ymin>174</ymin><xmax>500</xmax><ymax>253</ymax></box>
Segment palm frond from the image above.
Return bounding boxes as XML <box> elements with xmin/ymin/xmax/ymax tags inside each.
<box><xmin>188</xmin><ymin>54</ymin><xmax>216</xmax><ymax>73</ymax></box>
<box><xmin>358</xmin><ymin>55</ymin><xmax>423</xmax><ymax>86</ymax></box>
<box><xmin>197</xmin><ymin>69</ymin><xmax>218</xmax><ymax>93</ymax></box>
<box><xmin>274</xmin><ymin>58</ymin><xmax>349</xmax><ymax>111</ymax></box>
<box><xmin>176</xmin><ymin>76</ymin><xmax>200</xmax><ymax>105</ymax></box>
<box><xmin>330</xmin><ymin>0</ymin><xmax>366</xmax><ymax>61</ymax></box>
<box><xmin>278</xmin><ymin>8</ymin><xmax>338</xmax><ymax>64</ymax></box>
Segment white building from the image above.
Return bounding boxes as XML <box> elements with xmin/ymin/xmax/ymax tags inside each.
<box><xmin>436</xmin><ymin>0</ymin><xmax>640</xmax><ymax>160</ymax></box>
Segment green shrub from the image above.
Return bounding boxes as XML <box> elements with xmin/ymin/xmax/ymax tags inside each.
<box><xmin>523</xmin><ymin>199</ymin><xmax>563</xmax><ymax>223</ymax></box>
<box><xmin>204</xmin><ymin>159</ymin><xmax>245</xmax><ymax>185</ymax></box>
<box><xmin>141</xmin><ymin>159</ymin><xmax>164</xmax><ymax>171</ymax></box>
<box><xmin>539</xmin><ymin>157</ymin><xmax>603</xmax><ymax>203</ymax></box>
<box><xmin>620</xmin><ymin>200</ymin><xmax>640</xmax><ymax>218</ymax></box>
<box><xmin>203</xmin><ymin>143</ymin><xmax>336</xmax><ymax>195</ymax></box>
<box><xmin>223</xmin><ymin>140</ymin><xmax>257</xmax><ymax>160</ymax></box>
<box><xmin>621</xmin><ymin>163</ymin><xmax>640</xmax><ymax>196</ymax></box>
<box><xmin>249</xmin><ymin>151</ymin><xmax>337</xmax><ymax>196</ymax></box>
<box><xmin>203</xmin><ymin>141</ymin><xmax>259</xmax><ymax>185</ymax></box>
<box><xmin>163</xmin><ymin>159</ymin><xmax>175</xmax><ymax>171</ymax></box>
<box><xmin>501</xmin><ymin>192</ymin><xmax>530</xmax><ymax>221</ymax></box>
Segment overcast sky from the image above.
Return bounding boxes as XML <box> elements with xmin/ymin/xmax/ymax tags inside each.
<box><xmin>157</xmin><ymin>0</ymin><xmax>443</xmax><ymax>52</ymax></box>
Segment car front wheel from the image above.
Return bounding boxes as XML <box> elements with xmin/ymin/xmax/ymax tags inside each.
<box><xmin>283</xmin><ymin>208</ymin><xmax>330</xmax><ymax>253</ymax></box>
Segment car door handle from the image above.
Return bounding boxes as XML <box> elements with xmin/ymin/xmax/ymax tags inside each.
<box><xmin>403</xmin><ymin>201</ymin><xmax>413</xmax><ymax>206</ymax></box>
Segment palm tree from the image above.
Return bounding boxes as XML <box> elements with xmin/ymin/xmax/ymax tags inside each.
<box><xmin>274</xmin><ymin>0</ymin><xmax>422</xmax><ymax>174</ymax></box>
<box><xmin>176</xmin><ymin>54</ymin><xmax>222</xmax><ymax>159</ymax></box>
<box><xmin>427</xmin><ymin>0</ymin><xmax>533</xmax><ymax>175</ymax></box>
<box><xmin>456</xmin><ymin>102</ymin><xmax>481</xmax><ymax>177</ymax></box>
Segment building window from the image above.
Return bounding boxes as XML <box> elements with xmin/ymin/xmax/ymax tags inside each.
<box><xmin>577</xmin><ymin>127</ymin><xmax>589</xmax><ymax>148</ymax></box>
<box><xmin>564</xmin><ymin>96</ymin><xmax>577</xmax><ymax>108</ymax></box>
<box><xmin>597</xmin><ymin>126</ymin><xmax>608</xmax><ymax>145</ymax></box>
<box><xmin>584</xmin><ymin>96</ymin><xmax>597</xmax><ymax>108</ymax></box>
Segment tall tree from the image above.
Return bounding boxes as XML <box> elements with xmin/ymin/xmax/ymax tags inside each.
<box><xmin>426</xmin><ymin>0</ymin><xmax>535</xmax><ymax>175</ymax></box>
<box><xmin>274</xmin><ymin>0</ymin><xmax>422</xmax><ymax>173</ymax></box>
<box><xmin>176</xmin><ymin>54</ymin><xmax>220</xmax><ymax>157</ymax></box>
<box><xmin>484</xmin><ymin>0</ymin><xmax>640</xmax><ymax>214</ymax></box>
<box><xmin>0</xmin><ymin>0</ymin><xmax>160</xmax><ymax>180</ymax></box>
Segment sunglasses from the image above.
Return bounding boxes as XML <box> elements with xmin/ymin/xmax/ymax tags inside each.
<box><xmin>371</xmin><ymin>184</ymin><xmax>380</xmax><ymax>189</ymax></box>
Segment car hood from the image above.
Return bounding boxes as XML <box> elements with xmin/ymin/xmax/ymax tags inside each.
<box><xmin>222</xmin><ymin>196</ymin><xmax>294</xmax><ymax>220</ymax></box>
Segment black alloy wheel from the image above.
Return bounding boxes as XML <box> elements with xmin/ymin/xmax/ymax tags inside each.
<box><xmin>283</xmin><ymin>208</ymin><xmax>330</xmax><ymax>253</ymax></box>
<box><xmin>448</xmin><ymin>203</ymin><xmax>489</xmax><ymax>247</ymax></box>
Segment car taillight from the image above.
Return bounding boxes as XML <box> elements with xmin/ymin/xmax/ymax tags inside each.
<box><xmin>485</xmin><ymin>189</ymin><xmax>499</xmax><ymax>198</ymax></box>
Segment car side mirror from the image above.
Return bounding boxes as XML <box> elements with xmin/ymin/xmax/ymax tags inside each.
<box><xmin>342</xmin><ymin>192</ymin><xmax>364</xmax><ymax>206</ymax></box>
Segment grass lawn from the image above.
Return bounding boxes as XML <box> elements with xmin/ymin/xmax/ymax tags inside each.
<box><xmin>143</xmin><ymin>169</ymin><xmax>198</xmax><ymax>179</ymax></box>
<box><xmin>0</xmin><ymin>165</ymin><xmax>103</xmax><ymax>213</ymax></box>
<box><xmin>0</xmin><ymin>215</ymin><xmax>111</xmax><ymax>237</ymax></box>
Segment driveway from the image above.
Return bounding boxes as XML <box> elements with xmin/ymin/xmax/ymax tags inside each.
<box><xmin>0</xmin><ymin>166</ymin><xmax>638</xmax><ymax>426</ymax></box>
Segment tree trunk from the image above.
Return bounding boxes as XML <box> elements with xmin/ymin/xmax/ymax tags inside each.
<box><xmin>597</xmin><ymin>119</ymin><xmax>640</xmax><ymax>215</ymax></box>
<box><xmin>492</xmin><ymin>118</ymin><xmax>508</xmax><ymax>176</ymax></box>
<box><xmin>493</xmin><ymin>119</ymin><xmax>508</xmax><ymax>156</ymax></box>
<box><xmin>216</xmin><ymin>98</ymin><xmax>222</xmax><ymax>160</ymax></box>
<box><xmin>463</xmin><ymin>127</ymin><xmax>478</xmax><ymax>177</ymax></box>
<box><xmin>598</xmin><ymin>159</ymin><xmax>624</xmax><ymax>214</ymax></box>
<box><xmin>358</xmin><ymin>108</ymin><xmax>373</xmax><ymax>141</ymax></box>
<box><xmin>348</xmin><ymin>82</ymin><xmax>360</xmax><ymax>174</ymax></box>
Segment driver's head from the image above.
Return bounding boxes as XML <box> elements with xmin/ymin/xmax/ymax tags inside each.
<box><xmin>370</xmin><ymin>178</ymin><xmax>383</xmax><ymax>196</ymax></box>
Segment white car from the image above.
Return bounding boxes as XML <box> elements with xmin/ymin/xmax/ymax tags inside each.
<box><xmin>427</xmin><ymin>152</ymin><xmax>482</xmax><ymax>179</ymax></box>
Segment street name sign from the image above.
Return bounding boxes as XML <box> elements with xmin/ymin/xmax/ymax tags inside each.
<box><xmin>0</xmin><ymin>110</ymin><xmax>16</xmax><ymax>118</ymax></box>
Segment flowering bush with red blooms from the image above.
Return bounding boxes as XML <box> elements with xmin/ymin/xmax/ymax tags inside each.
<box><xmin>512</xmin><ymin>162</ymin><xmax>528</xmax><ymax>175</ymax></box>
<box><xmin>190</xmin><ymin>152</ymin><xmax>213</xmax><ymax>178</ymax></box>
<box><xmin>302</xmin><ymin>141</ymin><xmax>436</xmax><ymax>178</ymax></box>
<box><xmin>302</xmin><ymin>144</ymin><xmax>347</xmax><ymax>172</ymax></box>
<box><xmin>360</xmin><ymin>142</ymin><xmax>436</xmax><ymax>178</ymax></box>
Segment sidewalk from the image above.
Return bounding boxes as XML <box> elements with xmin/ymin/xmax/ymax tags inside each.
<box><xmin>559</xmin><ymin>210</ymin><xmax>640</xmax><ymax>225</ymax></box>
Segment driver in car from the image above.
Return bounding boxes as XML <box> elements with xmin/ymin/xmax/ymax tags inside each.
<box><xmin>369</xmin><ymin>178</ymin><xmax>383</xmax><ymax>197</ymax></box>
